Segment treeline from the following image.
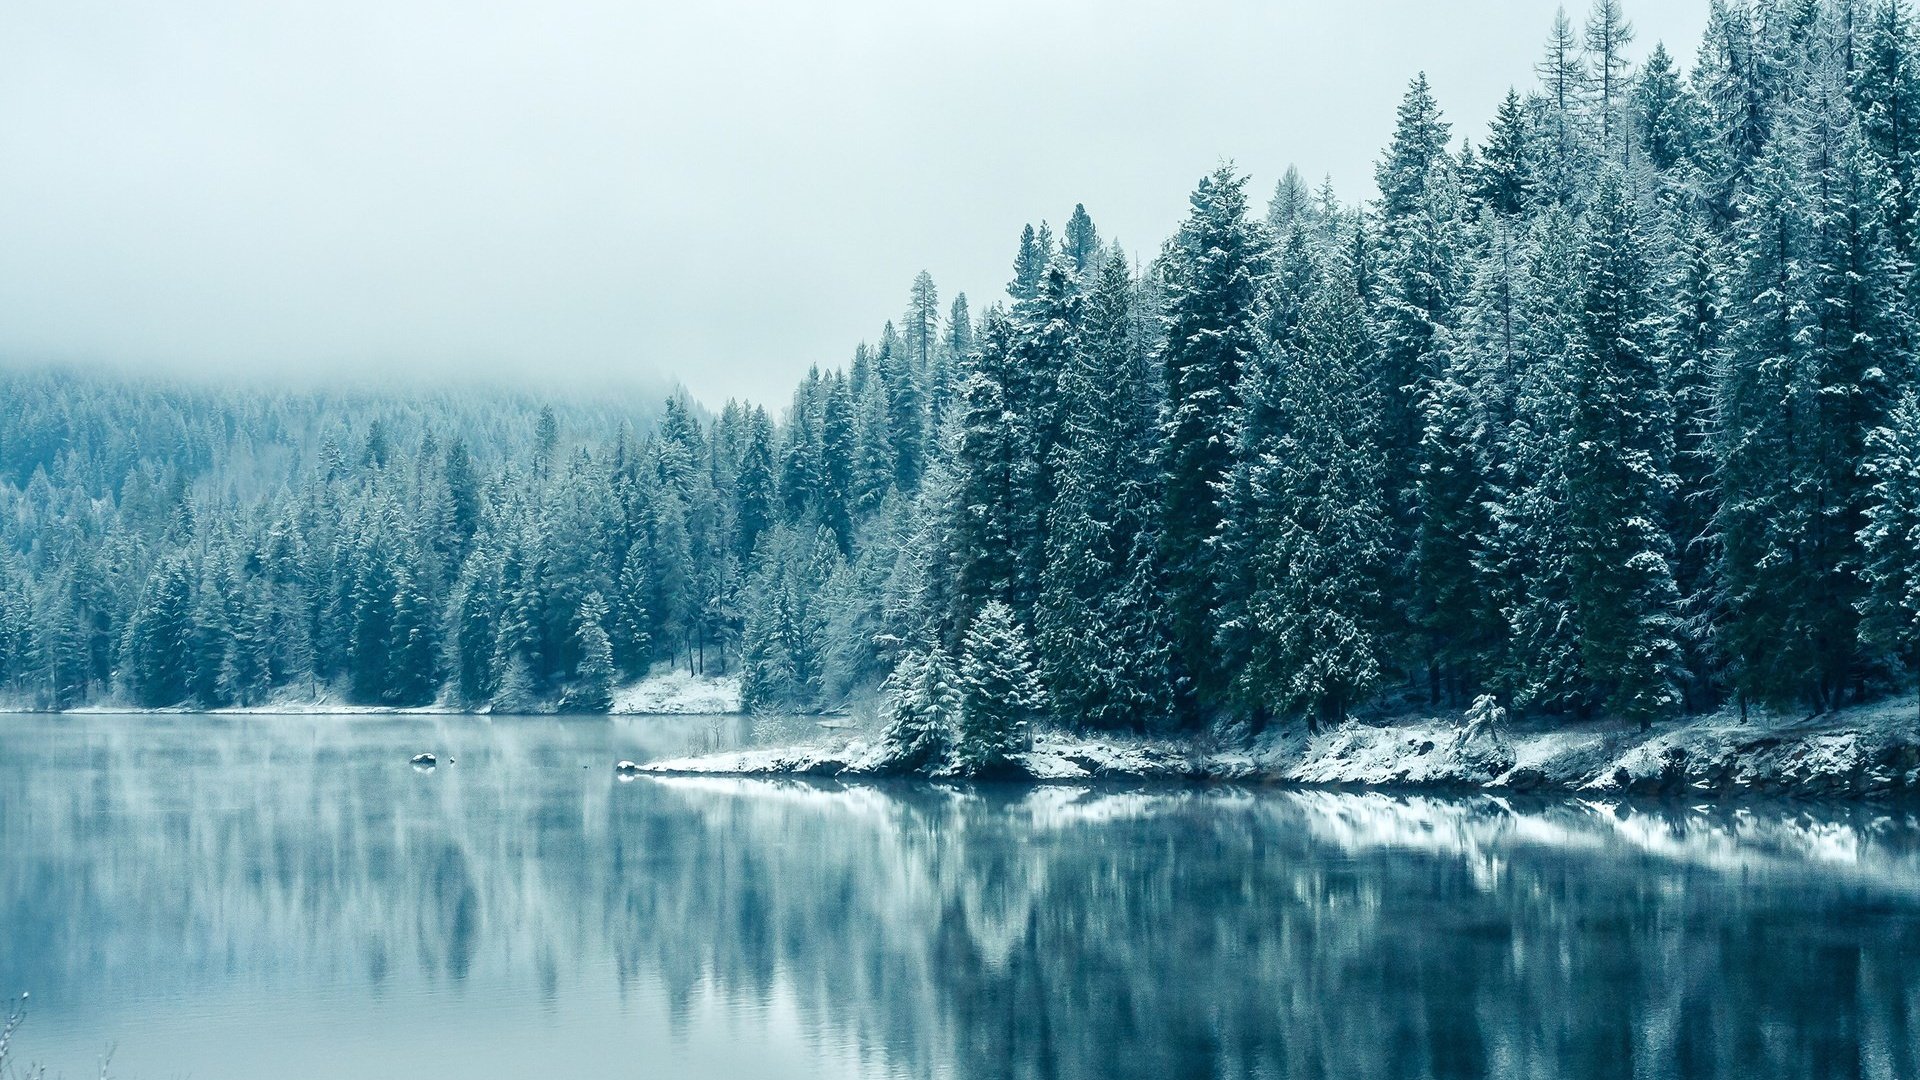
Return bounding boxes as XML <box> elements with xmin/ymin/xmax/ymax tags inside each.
<box><xmin>876</xmin><ymin>0</ymin><xmax>1920</xmax><ymax>765</ymax></box>
<box><xmin>6</xmin><ymin>0</ymin><xmax>1920</xmax><ymax>744</ymax></box>
<box><xmin>0</xmin><ymin>321</ymin><xmax>966</xmax><ymax>711</ymax></box>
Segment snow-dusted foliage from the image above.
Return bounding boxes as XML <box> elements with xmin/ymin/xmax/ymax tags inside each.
<box><xmin>872</xmin><ymin>646</ymin><xmax>961</xmax><ymax>774</ymax></box>
<box><xmin>955</xmin><ymin>601</ymin><xmax>1046</xmax><ymax>775</ymax></box>
<box><xmin>6</xmin><ymin>0</ymin><xmax>1920</xmax><ymax>731</ymax></box>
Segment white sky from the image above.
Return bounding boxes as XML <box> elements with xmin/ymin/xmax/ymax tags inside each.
<box><xmin>0</xmin><ymin>0</ymin><xmax>1712</xmax><ymax>410</ymax></box>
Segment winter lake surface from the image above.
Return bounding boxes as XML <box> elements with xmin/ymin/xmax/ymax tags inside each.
<box><xmin>3</xmin><ymin>714</ymin><xmax>1920</xmax><ymax>1079</ymax></box>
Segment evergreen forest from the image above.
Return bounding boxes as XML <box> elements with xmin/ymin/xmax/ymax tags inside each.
<box><xmin>6</xmin><ymin>0</ymin><xmax>1920</xmax><ymax>753</ymax></box>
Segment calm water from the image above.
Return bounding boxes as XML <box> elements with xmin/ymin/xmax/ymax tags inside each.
<box><xmin>3</xmin><ymin>715</ymin><xmax>1919</xmax><ymax>1079</ymax></box>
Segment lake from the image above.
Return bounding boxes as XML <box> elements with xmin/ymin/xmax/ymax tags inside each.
<box><xmin>2</xmin><ymin>713</ymin><xmax>1918</xmax><ymax>1079</ymax></box>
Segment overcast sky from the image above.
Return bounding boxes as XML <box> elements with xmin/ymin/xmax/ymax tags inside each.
<box><xmin>0</xmin><ymin>0</ymin><xmax>1712</xmax><ymax>410</ymax></box>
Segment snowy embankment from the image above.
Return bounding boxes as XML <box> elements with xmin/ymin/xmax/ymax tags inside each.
<box><xmin>608</xmin><ymin>671</ymin><xmax>741</xmax><ymax>714</ymax></box>
<box><xmin>638</xmin><ymin>700</ymin><xmax>1920</xmax><ymax>799</ymax></box>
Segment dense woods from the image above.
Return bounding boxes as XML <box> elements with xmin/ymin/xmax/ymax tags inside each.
<box><xmin>5</xmin><ymin>0</ymin><xmax>1920</xmax><ymax>761</ymax></box>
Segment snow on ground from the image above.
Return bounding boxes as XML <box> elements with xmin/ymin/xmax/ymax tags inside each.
<box><xmin>43</xmin><ymin>689</ymin><xmax>464</xmax><ymax>716</ymax></box>
<box><xmin>6</xmin><ymin>671</ymin><xmax>742</xmax><ymax>716</ymax></box>
<box><xmin>610</xmin><ymin>670</ymin><xmax>742</xmax><ymax>715</ymax></box>
<box><xmin>633</xmin><ymin>696</ymin><xmax>1920</xmax><ymax>799</ymax></box>
<box><xmin>638</xmin><ymin>742</ymin><xmax>853</xmax><ymax>776</ymax></box>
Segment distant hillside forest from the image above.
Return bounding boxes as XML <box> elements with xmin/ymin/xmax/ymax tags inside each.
<box><xmin>6</xmin><ymin>0</ymin><xmax>1920</xmax><ymax>736</ymax></box>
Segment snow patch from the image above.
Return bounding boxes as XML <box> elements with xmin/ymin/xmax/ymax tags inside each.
<box><xmin>610</xmin><ymin>671</ymin><xmax>742</xmax><ymax>715</ymax></box>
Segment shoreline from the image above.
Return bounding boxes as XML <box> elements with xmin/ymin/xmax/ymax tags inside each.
<box><xmin>637</xmin><ymin>700</ymin><xmax>1920</xmax><ymax>800</ymax></box>
<box><xmin>0</xmin><ymin>671</ymin><xmax>744</xmax><ymax>719</ymax></box>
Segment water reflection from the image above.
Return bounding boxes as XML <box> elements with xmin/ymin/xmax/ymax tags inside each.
<box><xmin>2</xmin><ymin>715</ymin><xmax>1918</xmax><ymax>1079</ymax></box>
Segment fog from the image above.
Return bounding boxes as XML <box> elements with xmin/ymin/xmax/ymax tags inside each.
<box><xmin>0</xmin><ymin>0</ymin><xmax>1711</xmax><ymax>410</ymax></box>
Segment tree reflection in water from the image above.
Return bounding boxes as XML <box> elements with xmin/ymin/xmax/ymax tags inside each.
<box><xmin>2</xmin><ymin>714</ymin><xmax>1917</xmax><ymax>1079</ymax></box>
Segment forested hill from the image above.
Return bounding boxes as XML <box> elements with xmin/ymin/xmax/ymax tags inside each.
<box><xmin>7</xmin><ymin>0</ymin><xmax>1920</xmax><ymax>745</ymax></box>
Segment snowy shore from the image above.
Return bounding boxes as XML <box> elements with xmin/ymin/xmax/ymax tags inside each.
<box><xmin>0</xmin><ymin>671</ymin><xmax>743</xmax><ymax>717</ymax></box>
<box><xmin>637</xmin><ymin>699</ymin><xmax>1920</xmax><ymax>799</ymax></box>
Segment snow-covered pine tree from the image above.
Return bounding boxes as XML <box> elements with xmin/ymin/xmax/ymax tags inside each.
<box><xmin>1009</xmin><ymin>223</ymin><xmax>1048</xmax><ymax>304</ymax></box>
<box><xmin>1233</xmin><ymin>258</ymin><xmax>1390</xmax><ymax>731</ymax></box>
<box><xmin>450</xmin><ymin>539</ymin><xmax>504</xmax><ymax>706</ymax></box>
<box><xmin>1478</xmin><ymin>89</ymin><xmax>1537</xmax><ymax>217</ymax></box>
<box><xmin>1038</xmin><ymin>251</ymin><xmax>1174</xmax><ymax>732</ymax></box>
<box><xmin>1156</xmin><ymin>164</ymin><xmax>1269</xmax><ymax>717</ymax></box>
<box><xmin>1562</xmin><ymin>171</ymin><xmax>1684</xmax><ymax>729</ymax></box>
<box><xmin>1860</xmin><ymin>390</ymin><xmax>1920</xmax><ymax>713</ymax></box>
<box><xmin>1267</xmin><ymin>165</ymin><xmax>1313</xmax><ymax>235</ymax></box>
<box><xmin>1376</xmin><ymin>95</ymin><xmax>1465</xmax><ymax>682</ymax></box>
<box><xmin>873</xmin><ymin>644</ymin><xmax>962</xmax><ymax>774</ymax></box>
<box><xmin>1660</xmin><ymin>209</ymin><xmax>1728</xmax><ymax>708</ymax></box>
<box><xmin>948</xmin><ymin>307</ymin><xmax>1028</xmax><ymax>636</ymax></box>
<box><xmin>1633</xmin><ymin>41</ymin><xmax>1698</xmax><ymax>174</ymax></box>
<box><xmin>1486</xmin><ymin>207</ymin><xmax>1588</xmax><ymax>713</ymax></box>
<box><xmin>386</xmin><ymin>560</ymin><xmax>440</xmax><ymax>706</ymax></box>
<box><xmin>1009</xmin><ymin>253</ymin><xmax>1083</xmax><ymax>623</ymax></box>
<box><xmin>570</xmin><ymin>590</ymin><xmax>615</xmax><ymax>712</ymax></box>
<box><xmin>1063</xmin><ymin>204</ymin><xmax>1100</xmax><ymax>275</ymax></box>
<box><xmin>1717</xmin><ymin>36</ymin><xmax>1901</xmax><ymax>711</ymax></box>
<box><xmin>904</xmin><ymin>271</ymin><xmax>941</xmax><ymax>383</ymax></box>
<box><xmin>1853</xmin><ymin>0</ymin><xmax>1920</xmax><ymax>262</ymax></box>
<box><xmin>955</xmin><ymin>600</ymin><xmax>1045</xmax><ymax>775</ymax></box>
<box><xmin>731</xmin><ymin>406</ymin><xmax>778</xmax><ymax>562</ymax></box>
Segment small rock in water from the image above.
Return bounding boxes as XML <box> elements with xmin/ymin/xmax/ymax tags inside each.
<box><xmin>410</xmin><ymin>752</ymin><xmax>437</xmax><ymax>770</ymax></box>
<box><xmin>614</xmin><ymin>760</ymin><xmax>641</xmax><ymax>780</ymax></box>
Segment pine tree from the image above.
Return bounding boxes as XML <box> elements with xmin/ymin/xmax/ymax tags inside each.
<box><xmin>121</xmin><ymin>554</ymin><xmax>194</xmax><ymax>707</ymax></box>
<box><xmin>949</xmin><ymin>307</ymin><xmax>1027</xmax><ymax>631</ymax></box>
<box><xmin>611</xmin><ymin>540</ymin><xmax>653</xmax><ymax>678</ymax></box>
<box><xmin>1038</xmin><ymin>252</ymin><xmax>1174</xmax><ymax>732</ymax></box>
<box><xmin>1563</xmin><ymin>172</ymin><xmax>1685</xmax><ymax>727</ymax></box>
<box><xmin>1663</xmin><ymin>211</ymin><xmax>1729</xmax><ymax>707</ymax></box>
<box><xmin>955</xmin><ymin>601</ymin><xmax>1045</xmax><ymax>775</ymax></box>
<box><xmin>1487</xmin><ymin>207</ymin><xmax>1589</xmax><ymax>713</ymax></box>
<box><xmin>1233</xmin><ymin>260</ymin><xmax>1390</xmax><ymax>730</ymax></box>
<box><xmin>1156</xmin><ymin>164</ymin><xmax>1269</xmax><ymax>716</ymax></box>
<box><xmin>1267</xmin><ymin>165</ymin><xmax>1313</xmax><ymax>234</ymax></box>
<box><xmin>1377</xmin><ymin>129</ymin><xmax>1466</xmax><ymax>678</ymax></box>
<box><xmin>386</xmin><ymin>560</ymin><xmax>439</xmax><ymax>706</ymax></box>
<box><xmin>1009</xmin><ymin>223</ymin><xmax>1047</xmax><ymax>302</ymax></box>
<box><xmin>878</xmin><ymin>325</ymin><xmax>926</xmax><ymax>495</ymax></box>
<box><xmin>1063</xmin><ymin>203</ymin><xmax>1099</xmax><ymax>274</ymax></box>
<box><xmin>733</xmin><ymin>406</ymin><xmax>777</xmax><ymax>561</ymax></box>
<box><xmin>931</xmin><ymin>293</ymin><xmax>973</xmax><ymax>431</ymax></box>
<box><xmin>1478</xmin><ymin>89</ymin><xmax>1537</xmax><ymax>216</ymax></box>
<box><xmin>904</xmin><ymin>271</ymin><xmax>940</xmax><ymax>380</ymax></box>
<box><xmin>1585</xmin><ymin>0</ymin><xmax>1637</xmax><ymax>160</ymax></box>
<box><xmin>820</xmin><ymin>375</ymin><xmax>857</xmax><ymax>550</ymax></box>
<box><xmin>1717</xmin><ymin>49</ymin><xmax>1901</xmax><ymax>710</ymax></box>
<box><xmin>1536</xmin><ymin>6</ymin><xmax>1594</xmax><ymax>204</ymax></box>
<box><xmin>1634</xmin><ymin>41</ymin><xmax>1698</xmax><ymax>172</ymax></box>
<box><xmin>225</xmin><ymin>579</ymin><xmax>274</xmax><ymax>706</ymax></box>
<box><xmin>1377</xmin><ymin>74</ymin><xmax>1454</xmax><ymax>222</ymax></box>
<box><xmin>1694</xmin><ymin>0</ymin><xmax>1771</xmax><ymax>220</ymax></box>
<box><xmin>450</xmin><ymin>540</ymin><xmax>504</xmax><ymax>706</ymax></box>
<box><xmin>1854</xmin><ymin>0</ymin><xmax>1920</xmax><ymax>258</ymax></box>
<box><xmin>187</xmin><ymin>570</ymin><xmax>235</xmax><ymax>709</ymax></box>
<box><xmin>1861</xmin><ymin>391</ymin><xmax>1920</xmax><ymax>708</ymax></box>
<box><xmin>873</xmin><ymin>644</ymin><xmax>962</xmax><ymax>773</ymax></box>
<box><xmin>493</xmin><ymin>651</ymin><xmax>537</xmax><ymax>713</ymax></box>
<box><xmin>570</xmin><ymin>590</ymin><xmax>616</xmax><ymax>712</ymax></box>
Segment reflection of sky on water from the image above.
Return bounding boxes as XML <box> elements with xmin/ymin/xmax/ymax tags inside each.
<box><xmin>3</xmin><ymin>714</ymin><xmax>1918</xmax><ymax>1080</ymax></box>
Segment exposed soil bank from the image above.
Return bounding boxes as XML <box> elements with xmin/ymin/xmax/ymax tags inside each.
<box><xmin>638</xmin><ymin>699</ymin><xmax>1920</xmax><ymax>799</ymax></box>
